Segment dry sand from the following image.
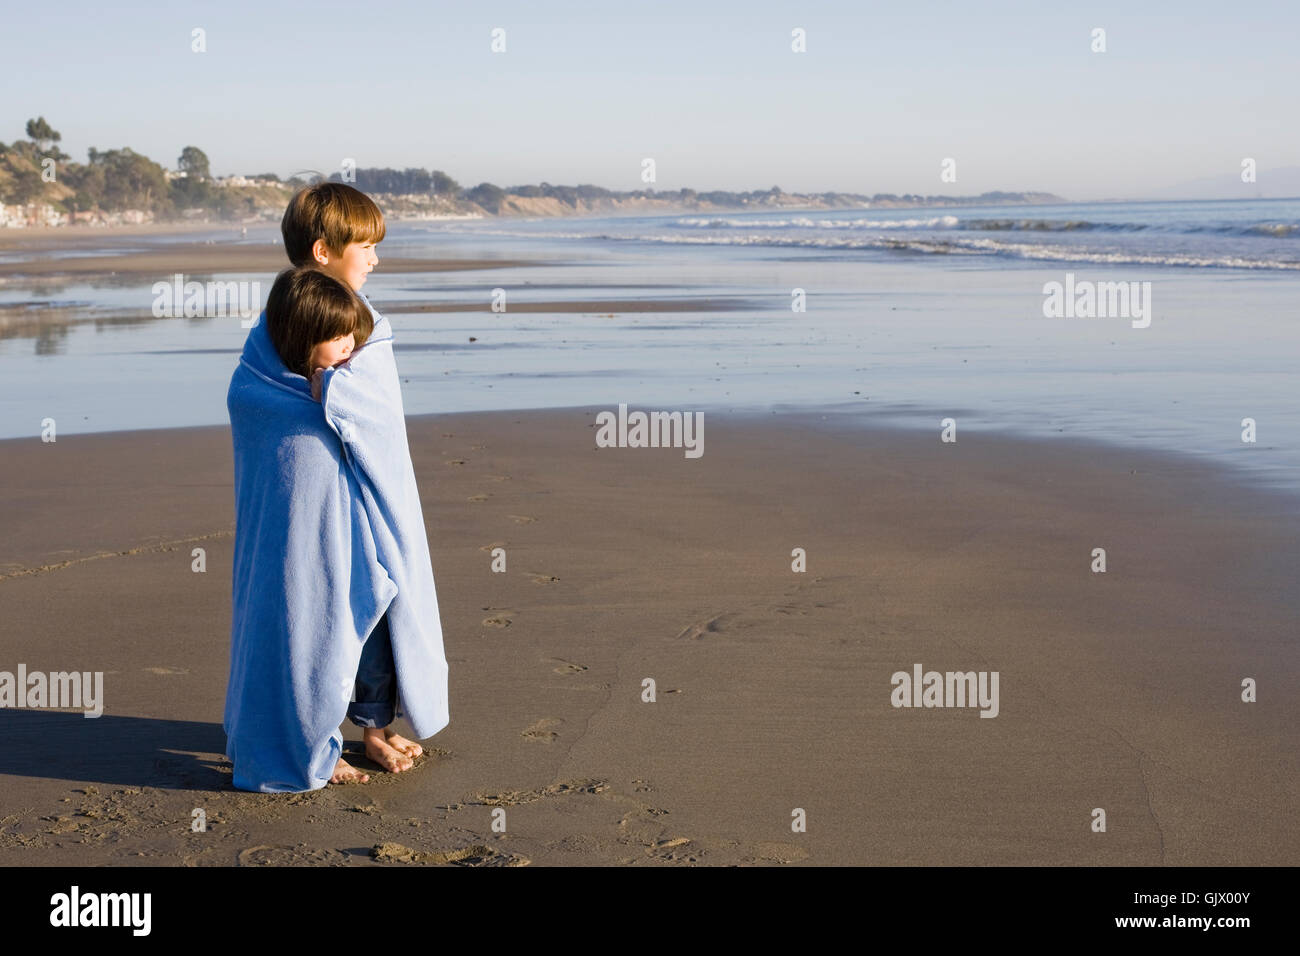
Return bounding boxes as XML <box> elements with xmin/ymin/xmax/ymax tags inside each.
<box><xmin>0</xmin><ymin>408</ymin><xmax>1296</xmax><ymax>866</ymax></box>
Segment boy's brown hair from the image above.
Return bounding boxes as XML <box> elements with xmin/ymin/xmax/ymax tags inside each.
<box><xmin>265</xmin><ymin>267</ymin><xmax>374</xmax><ymax>378</ymax></box>
<box><xmin>280</xmin><ymin>182</ymin><xmax>386</xmax><ymax>267</ymax></box>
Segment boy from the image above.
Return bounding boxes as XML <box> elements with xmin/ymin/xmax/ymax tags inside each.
<box><xmin>280</xmin><ymin>182</ymin><xmax>430</xmax><ymax>784</ymax></box>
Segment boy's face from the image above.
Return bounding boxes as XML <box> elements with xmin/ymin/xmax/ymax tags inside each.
<box><xmin>309</xmin><ymin>332</ymin><xmax>356</xmax><ymax>373</ymax></box>
<box><xmin>312</xmin><ymin>238</ymin><xmax>379</xmax><ymax>291</ymax></box>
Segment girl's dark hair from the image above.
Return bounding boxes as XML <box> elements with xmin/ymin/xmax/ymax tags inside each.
<box><xmin>264</xmin><ymin>267</ymin><xmax>374</xmax><ymax>378</ymax></box>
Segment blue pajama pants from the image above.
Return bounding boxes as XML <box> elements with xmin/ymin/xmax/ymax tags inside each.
<box><xmin>346</xmin><ymin>612</ymin><xmax>396</xmax><ymax>728</ymax></box>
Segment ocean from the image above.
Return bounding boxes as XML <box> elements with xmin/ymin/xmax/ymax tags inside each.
<box><xmin>1</xmin><ymin>197</ymin><xmax>1297</xmax><ymax>495</ymax></box>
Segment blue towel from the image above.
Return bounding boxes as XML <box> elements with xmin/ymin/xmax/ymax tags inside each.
<box><xmin>224</xmin><ymin>295</ymin><xmax>449</xmax><ymax>793</ymax></box>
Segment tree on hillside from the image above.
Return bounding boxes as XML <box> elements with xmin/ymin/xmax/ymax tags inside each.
<box><xmin>431</xmin><ymin>170</ymin><xmax>460</xmax><ymax>197</ymax></box>
<box><xmin>62</xmin><ymin>160</ymin><xmax>106</xmax><ymax>210</ymax></box>
<box><xmin>328</xmin><ymin>167</ymin><xmax>431</xmax><ymax>193</ymax></box>
<box><xmin>85</xmin><ymin>147</ymin><xmax>173</xmax><ymax>214</ymax></box>
<box><xmin>178</xmin><ymin>146</ymin><xmax>211</xmax><ymax>181</ymax></box>
<box><xmin>463</xmin><ymin>182</ymin><xmax>506</xmax><ymax>213</ymax></box>
<box><xmin>23</xmin><ymin>116</ymin><xmax>70</xmax><ymax>162</ymax></box>
<box><xmin>26</xmin><ymin>117</ymin><xmax>60</xmax><ymax>152</ymax></box>
<box><xmin>3</xmin><ymin>164</ymin><xmax>44</xmax><ymax>205</ymax></box>
<box><xmin>172</xmin><ymin>147</ymin><xmax>213</xmax><ymax>206</ymax></box>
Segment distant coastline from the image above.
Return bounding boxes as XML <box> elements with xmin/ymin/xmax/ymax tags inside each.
<box><xmin>2</xmin><ymin>174</ymin><xmax>1069</xmax><ymax>232</ymax></box>
<box><xmin>2</xmin><ymin>115</ymin><xmax>1067</xmax><ymax>231</ymax></box>
<box><xmin>418</xmin><ymin>186</ymin><xmax>1068</xmax><ymax>221</ymax></box>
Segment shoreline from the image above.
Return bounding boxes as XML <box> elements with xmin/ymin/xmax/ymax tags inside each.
<box><xmin>0</xmin><ymin>194</ymin><xmax>1085</xmax><ymax>249</ymax></box>
<box><xmin>3</xmin><ymin>402</ymin><xmax>1295</xmax><ymax>514</ymax></box>
<box><xmin>1</xmin><ymin>406</ymin><xmax>1295</xmax><ymax>865</ymax></box>
<box><xmin>729</xmin><ymin>401</ymin><xmax>1300</xmax><ymax>511</ymax></box>
<box><xmin>0</xmin><ymin>240</ymin><xmax>549</xmax><ymax>278</ymax></box>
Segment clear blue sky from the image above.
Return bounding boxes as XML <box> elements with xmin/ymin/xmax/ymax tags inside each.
<box><xmin>5</xmin><ymin>0</ymin><xmax>1296</xmax><ymax>201</ymax></box>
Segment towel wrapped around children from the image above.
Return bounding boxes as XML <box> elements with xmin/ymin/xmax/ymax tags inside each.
<box><xmin>224</xmin><ymin>301</ymin><xmax>449</xmax><ymax>792</ymax></box>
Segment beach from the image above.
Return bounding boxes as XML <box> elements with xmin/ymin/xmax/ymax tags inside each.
<box><xmin>1</xmin><ymin>406</ymin><xmax>1295</xmax><ymax>866</ymax></box>
<box><xmin>0</xmin><ymin>228</ymin><xmax>538</xmax><ymax>279</ymax></box>
<box><xmin>1</xmin><ymin>199</ymin><xmax>1297</xmax><ymax>867</ymax></box>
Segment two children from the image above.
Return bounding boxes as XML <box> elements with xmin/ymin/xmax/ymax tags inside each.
<box><xmin>262</xmin><ymin>182</ymin><xmax>428</xmax><ymax>785</ymax></box>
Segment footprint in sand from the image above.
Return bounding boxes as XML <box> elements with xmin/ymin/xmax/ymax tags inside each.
<box><xmin>548</xmin><ymin>658</ymin><xmax>588</xmax><ymax>675</ymax></box>
<box><xmin>647</xmin><ymin>837</ymin><xmax>697</xmax><ymax>863</ymax></box>
<box><xmin>143</xmin><ymin>666</ymin><xmax>189</xmax><ymax>675</ymax></box>
<box><xmin>507</xmin><ymin>514</ymin><xmax>537</xmax><ymax>524</ymax></box>
<box><xmin>743</xmin><ymin>841</ymin><xmax>810</xmax><ymax>864</ymax></box>
<box><xmin>675</xmin><ymin>612</ymin><xmax>738</xmax><ymax>640</ymax></box>
<box><xmin>469</xmin><ymin>779</ymin><xmax>609</xmax><ymax>807</ymax></box>
<box><xmin>526</xmin><ymin>572</ymin><xmax>559</xmax><ymax>585</ymax></box>
<box><xmin>372</xmin><ymin>841</ymin><xmax>529</xmax><ymax>867</ymax></box>
<box><xmin>674</xmin><ymin>592</ymin><xmax>835</xmax><ymax>641</ymax></box>
<box><xmin>447</xmin><ymin>459</ymin><xmax>467</xmax><ymax>466</ymax></box>
<box><xmin>521</xmin><ymin>717</ymin><xmax>563</xmax><ymax>742</ymax></box>
<box><xmin>238</xmin><ymin>844</ymin><xmax>349</xmax><ymax>866</ymax></box>
<box><xmin>479</xmin><ymin>541</ymin><xmax>508</xmax><ymax>553</ymax></box>
<box><xmin>616</xmin><ymin>805</ymin><xmax>701</xmax><ymax>864</ymax></box>
<box><xmin>467</xmin><ymin>493</ymin><xmax>490</xmax><ymax>502</ymax></box>
<box><xmin>481</xmin><ymin>613</ymin><xmax>513</xmax><ymax>628</ymax></box>
<box><xmin>770</xmin><ymin>603</ymin><xmax>813</xmax><ymax>617</ymax></box>
<box><xmin>780</xmin><ymin>576</ymin><xmax>840</xmax><ymax>610</ymax></box>
<box><xmin>486</xmin><ymin>475</ymin><xmax>511</xmax><ymax>482</ymax></box>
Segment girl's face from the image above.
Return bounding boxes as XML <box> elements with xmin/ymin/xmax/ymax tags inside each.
<box><xmin>308</xmin><ymin>332</ymin><xmax>356</xmax><ymax>373</ymax></box>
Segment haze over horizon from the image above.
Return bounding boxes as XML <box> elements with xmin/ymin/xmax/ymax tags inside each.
<box><xmin>5</xmin><ymin>0</ymin><xmax>1297</xmax><ymax>203</ymax></box>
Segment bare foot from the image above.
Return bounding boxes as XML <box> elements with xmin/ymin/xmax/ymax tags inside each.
<box><xmin>384</xmin><ymin>729</ymin><xmax>423</xmax><ymax>760</ymax></box>
<box><xmin>363</xmin><ymin>728</ymin><xmax>415</xmax><ymax>772</ymax></box>
<box><xmin>330</xmin><ymin>756</ymin><xmax>370</xmax><ymax>784</ymax></box>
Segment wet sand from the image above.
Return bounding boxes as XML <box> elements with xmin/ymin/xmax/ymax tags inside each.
<box><xmin>0</xmin><ymin>242</ymin><xmax>544</xmax><ymax>279</ymax></box>
<box><xmin>383</xmin><ymin>298</ymin><xmax>756</xmax><ymax>314</ymax></box>
<box><xmin>0</xmin><ymin>222</ymin><xmax>543</xmax><ymax>279</ymax></box>
<box><xmin>0</xmin><ymin>407</ymin><xmax>1296</xmax><ymax>866</ymax></box>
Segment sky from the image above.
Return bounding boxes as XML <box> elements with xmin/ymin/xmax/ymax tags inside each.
<box><xmin>3</xmin><ymin>0</ymin><xmax>1297</xmax><ymax>201</ymax></box>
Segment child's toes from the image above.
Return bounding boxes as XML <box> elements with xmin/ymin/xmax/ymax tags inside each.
<box><xmin>366</xmin><ymin>740</ymin><xmax>415</xmax><ymax>773</ymax></box>
<box><xmin>385</xmin><ymin>733</ymin><xmax>423</xmax><ymax>759</ymax></box>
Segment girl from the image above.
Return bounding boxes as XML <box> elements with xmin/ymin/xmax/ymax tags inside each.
<box><xmin>264</xmin><ymin>266</ymin><xmax>373</xmax><ymax>387</ymax></box>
